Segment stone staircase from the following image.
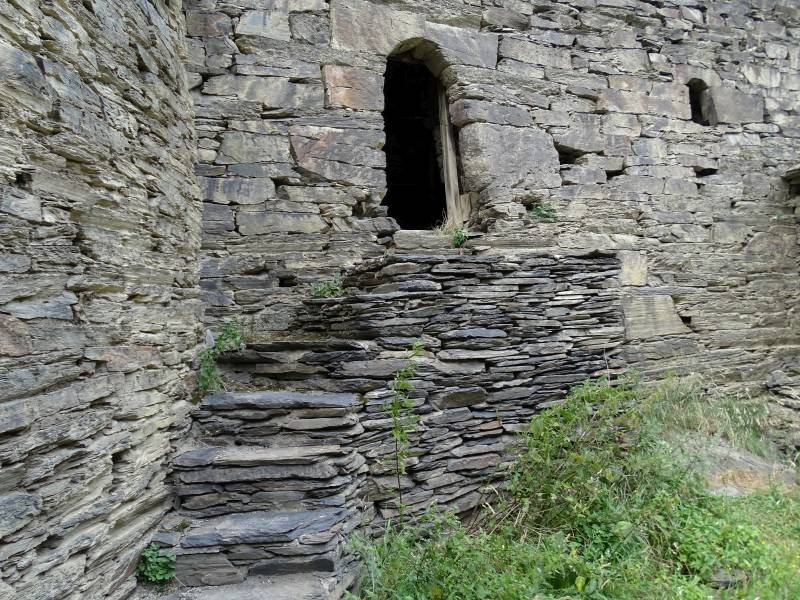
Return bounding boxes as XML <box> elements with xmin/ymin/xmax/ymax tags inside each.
<box><xmin>155</xmin><ymin>391</ymin><xmax>369</xmax><ymax>597</ymax></box>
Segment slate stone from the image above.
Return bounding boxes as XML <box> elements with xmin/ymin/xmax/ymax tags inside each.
<box><xmin>322</xmin><ymin>66</ymin><xmax>384</xmax><ymax>112</ymax></box>
<box><xmin>703</xmin><ymin>87</ymin><xmax>765</xmax><ymax>125</ymax></box>
<box><xmin>330</xmin><ymin>0</ymin><xmax>424</xmax><ymax>55</ymax></box>
<box><xmin>439</xmin><ymin>328</ymin><xmax>507</xmax><ymax>340</ymax></box>
<box><xmin>202</xmin><ymin>391</ymin><xmax>360</xmax><ymax>411</ymax></box>
<box><xmin>621</xmin><ymin>296</ymin><xmax>690</xmax><ymax>340</ymax></box>
<box><xmin>174</xmin><ymin>446</ymin><xmax>345</xmax><ymax>469</ymax></box>
<box><xmin>181</xmin><ymin>509</ymin><xmax>347</xmax><ymax>548</ymax></box>
<box><xmin>236</xmin><ymin>10</ymin><xmax>291</xmax><ymax>41</ymax></box>
<box><xmin>0</xmin><ymin>492</ymin><xmax>41</xmax><ymax>538</ymax></box>
<box><xmin>459</xmin><ymin>123</ymin><xmax>560</xmax><ymax>191</ymax></box>
<box><xmin>430</xmin><ymin>387</ymin><xmax>488</xmax><ymax>409</ymax></box>
<box><xmin>499</xmin><ymin>38</ymin><xmax>571</xmax><ymax>68</ymax></box>
<box><xmin>8</xmin><ymin>0</ymin><xmax>800</xmax><ymax>594</ymax></box>
<box><xmin>200</xmin><ymin>177</ymin><xmax>276</xmax><ymax>205</ymax></box>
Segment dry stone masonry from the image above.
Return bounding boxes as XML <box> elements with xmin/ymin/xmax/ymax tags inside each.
<box><xmin>222</xmin><ymin>252</ymin><xmax>623</xmax><ymax>521</ymax></box>
<box><xmin>1</xmin><ymin>0</ymin><xmax>799</xmax><ymax>598</ymax></box>
<box><xmin>189</xmin><ymin>0</ymin><xmax>799</xmax><ymax>392</ymax></box>
<box><xmin>164</xmin><ymin>391</ymin><xmax>365</xmax><ymax>592</ymax></box>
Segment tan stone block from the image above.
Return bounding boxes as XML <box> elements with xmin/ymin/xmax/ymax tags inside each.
<box><xmin>622</xmin><ymin>295</ymin><xmax>690</xmax><ymax>340</ymax></box>
<box><xmin>330</xmin><ymin>0</ymin><xmax>424</xmax><ymax>55</ymax></box>
<box><xmin>618</xmin><ymin>251</ymin><xmax>647</xmax><ymax>286</ymax></box>
<box><xmin>322</xmin><ymin>65</ymin><xmax>384</xmax><ymax>111</ymax></box>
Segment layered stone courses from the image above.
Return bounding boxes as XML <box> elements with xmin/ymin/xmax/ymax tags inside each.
<box><xmin>189</xmin><ymin>0</ymin><xmax>800</xmax><ymax>400</ymax></box>
<box><xmin>162</xmin><ymin>391</ymin><xmax>366</xmax><ymax>592</ymax></box>
<box><xmin>2</xmin><ymin>0</ymin><xmax>800</xmax><ymax>597</ymax></box>
<box><xmin>220</xmin><ymin>252</ymin><xmax>624</xmax><ymax>523</ymax></box>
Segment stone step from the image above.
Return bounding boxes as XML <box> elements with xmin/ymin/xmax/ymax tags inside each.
<box><xmin>172</xmin><ymin>445</ymin><xmax>366</xmax><ymax>517</ymax></box>
<box><xmin>225</xmin><ymin>339</ymin><xmax>370</xmax><ymax>360</ymax></box>
<box><xmin>193</xmin><ymin>392</ymin><xmax>364</xmax><ymax>447</ymax></box>
<box><xmin>170</xmin><ymin>573</ymin><xmax>342</xmax><ymax>600</ymax></box>
<box><xmin>218</xmin><ymin>341</ymin><xmax>374</xmax><ymax>384</ymax></box>
<box><xmin>201</xmin><ymin>391</ymin><xmax>361</xmax><ymax>412</ymax></box>
<box><xmin>171</xmin><ymin>508</ymin><xmax>361</xmax><ymax>587</ymax></box>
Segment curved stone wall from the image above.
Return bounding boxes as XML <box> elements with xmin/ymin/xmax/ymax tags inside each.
<box><xmin>0</xmin><ymin>2</ymin><xmax>200</xmax><ymax>598</ymax></box>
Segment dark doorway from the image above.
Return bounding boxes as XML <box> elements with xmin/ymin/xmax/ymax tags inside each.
<box><xmin>687</xmin><ymin>79</ymin><xmax>709</xmax><ymax>125</ymax></box>
<box><xmin>382</xmin><ymin>57</ymin><xmax>446</xmax><ymax>229</ymax></box>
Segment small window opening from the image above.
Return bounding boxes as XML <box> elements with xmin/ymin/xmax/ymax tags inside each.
<box><xmin>695</xmin><ymin>167</ymin><xmax>718</xmax><ymax>177</ymax></box>
<box><xmin>382</xmin><ymin>50</ymin><xmax>468</xmax><ymax>230</ymax></box>
<box><xmin>555</xmin><ymin>146</ymin><xmax>580</xmax><ymax>165</ymax></box>
<box><xmin>14</xmin><ymin>171</ymin><xmax>33</xmax><ymax>191</ymax></box>
<box><xmin>687</xmin><ymin>79</ymin><xmax>709</xmax><ymax>125</ymax></box>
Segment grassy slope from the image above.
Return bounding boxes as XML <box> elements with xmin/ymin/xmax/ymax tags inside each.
<box><xmin>349</xmin><ymin>377</ymin><xmax>800</xmax><ymax>600</ymax></box>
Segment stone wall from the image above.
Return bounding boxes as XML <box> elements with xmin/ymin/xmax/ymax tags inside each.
<box><xmin>2</xmin><ymin>0</ymin><xmax>800</xmax><ymax>597</ymax></box>
<box><xmin>190</xmin><ymin>0</ymin><xmax>800</xmax><ymax>394</ymax></box>
<box><xmin>219</xmin><ymin>251</ymin><xmax>622</xmax><ymax>521</ymax></box>
<box><xmin>0</xmin><ymin>2</ymin><xmax>200</xmax><ymax>598</ymax></box>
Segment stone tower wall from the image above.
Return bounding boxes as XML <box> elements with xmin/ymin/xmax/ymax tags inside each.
<box><xmin>190</xmin><ymin>0</ymin><xmax>800</xmax><ymax>391</ymax></box>
<box><xmin>0</xmin><ymin>1</ymin><xmax>200</xmax><ymax>598</ymax></box>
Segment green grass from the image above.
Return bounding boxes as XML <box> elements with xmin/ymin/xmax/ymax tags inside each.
<box><xmin>348</xmin><ymin>376</ymin><xmax>799</xmax><ymax>600</ymax></box>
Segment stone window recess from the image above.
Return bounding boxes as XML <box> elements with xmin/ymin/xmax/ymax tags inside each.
<box><xmin>784</xmin><ymin>164</ymin><xmax>800</xmax><ymax>198</ymax></box>
<box><xmin>382</xmin><ymin>42</ymin><xmax>470</xmax><ymax>230</ymax></box>
<box><xmin>687</xmin><ymin>79</ymin><xmax>710</xmax><ymax>125</ymax></box>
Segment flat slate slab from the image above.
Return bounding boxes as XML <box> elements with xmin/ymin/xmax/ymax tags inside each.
<box><xmin>174</xmin><ymin>445</ymin><xmax>346</xmax><ymax>468</ymax></box>
<box><xmin>202</xmin><ymin>392</ymin><xmax>360</xmax><ymax>411</ymax></box>
<box><xmin>133</xmin><ymin>574</ymin><xmax>335</xmax><ymax>600</ymax></box>
<box><xmin>181</xmin><ymin>509</ymin><xmax>347</xmax><ymax>548</ymax></box>
<box><xmin>184</xmin><ymin>575</ymin><xmax>330</xmax><ymax>599</ymax></box>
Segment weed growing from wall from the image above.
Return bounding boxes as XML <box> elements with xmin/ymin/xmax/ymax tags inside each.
<box><xmin>311</xmin><ymin>275</ymin><xmax>344</xmax><ymax>298</ymax></box>
<box><xmin>528</xmin><ymin>201</ymin><xmax>557</xmax><ymax>221</ymax></box>
<box><xmin>432</xmin><ymin>224</ymin><xmax>468</xmax><ymax>248</ymax></box>
<box><xmin>385</xmin><ymin>342</ymin><xmax>425</xmax><ymax>514</ymax></box>
<box><xmin>136</xmin><ymin>543</ymin><xmax>176</xmax><ymax>584</ymax></box>
<box><xmin>197</xmin><ymin>318</ymin><xmax>245</xmax><ymax>395</ymax></box>
<box><xmin>451</xmin><ymin>228</ymin><xmax>468</xmax><ymax>248</ymax></box>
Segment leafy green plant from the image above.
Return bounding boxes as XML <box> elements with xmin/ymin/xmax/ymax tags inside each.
<box><xmin>433</xmin><ymin>224</ymin><xmax>468</xmax><ymax>248</ymax></box>
<box><xmin>311</xmin><ymin>275</ymin><xmax>344</xmax><ymax>298</ymax></box>
<box><xmin>383</xmin><ymin>342</ymin><xmax>425</xmax><ymax>512</ymax></box>
<box><xmin>350</xmin><ymin>375</ymin><xmax>799</xmax><ymax>600</ymax></box>
<box><xmin>451</xmin><ymin>228</ymin><xmax>468</xmax><ymax>248</ymax></box>
<box><xmin>136</xmin><ymin>543</ymin><xmax>176</xmax><ymax>584</ymax></box>
<box><xmin>528</xmin><ymin>200</ymin><xmax>557</xmax><ymax>221</ymax></box>
<box><xmin>197</xmin><ymin>318</ymin><xmax>245</xmax><ymax>395</ymax></box>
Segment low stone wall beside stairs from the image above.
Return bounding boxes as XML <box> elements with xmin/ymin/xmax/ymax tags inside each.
<box><xmin>222</xmin><ymin>251</ymin><xmax>624</xmax><ymax>523</ymax></box>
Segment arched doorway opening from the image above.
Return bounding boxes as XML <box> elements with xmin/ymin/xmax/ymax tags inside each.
<box><xmin>382</xmin><ymin>48</ymin><xmax>466</xmax><ymax>230</ymax></box>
